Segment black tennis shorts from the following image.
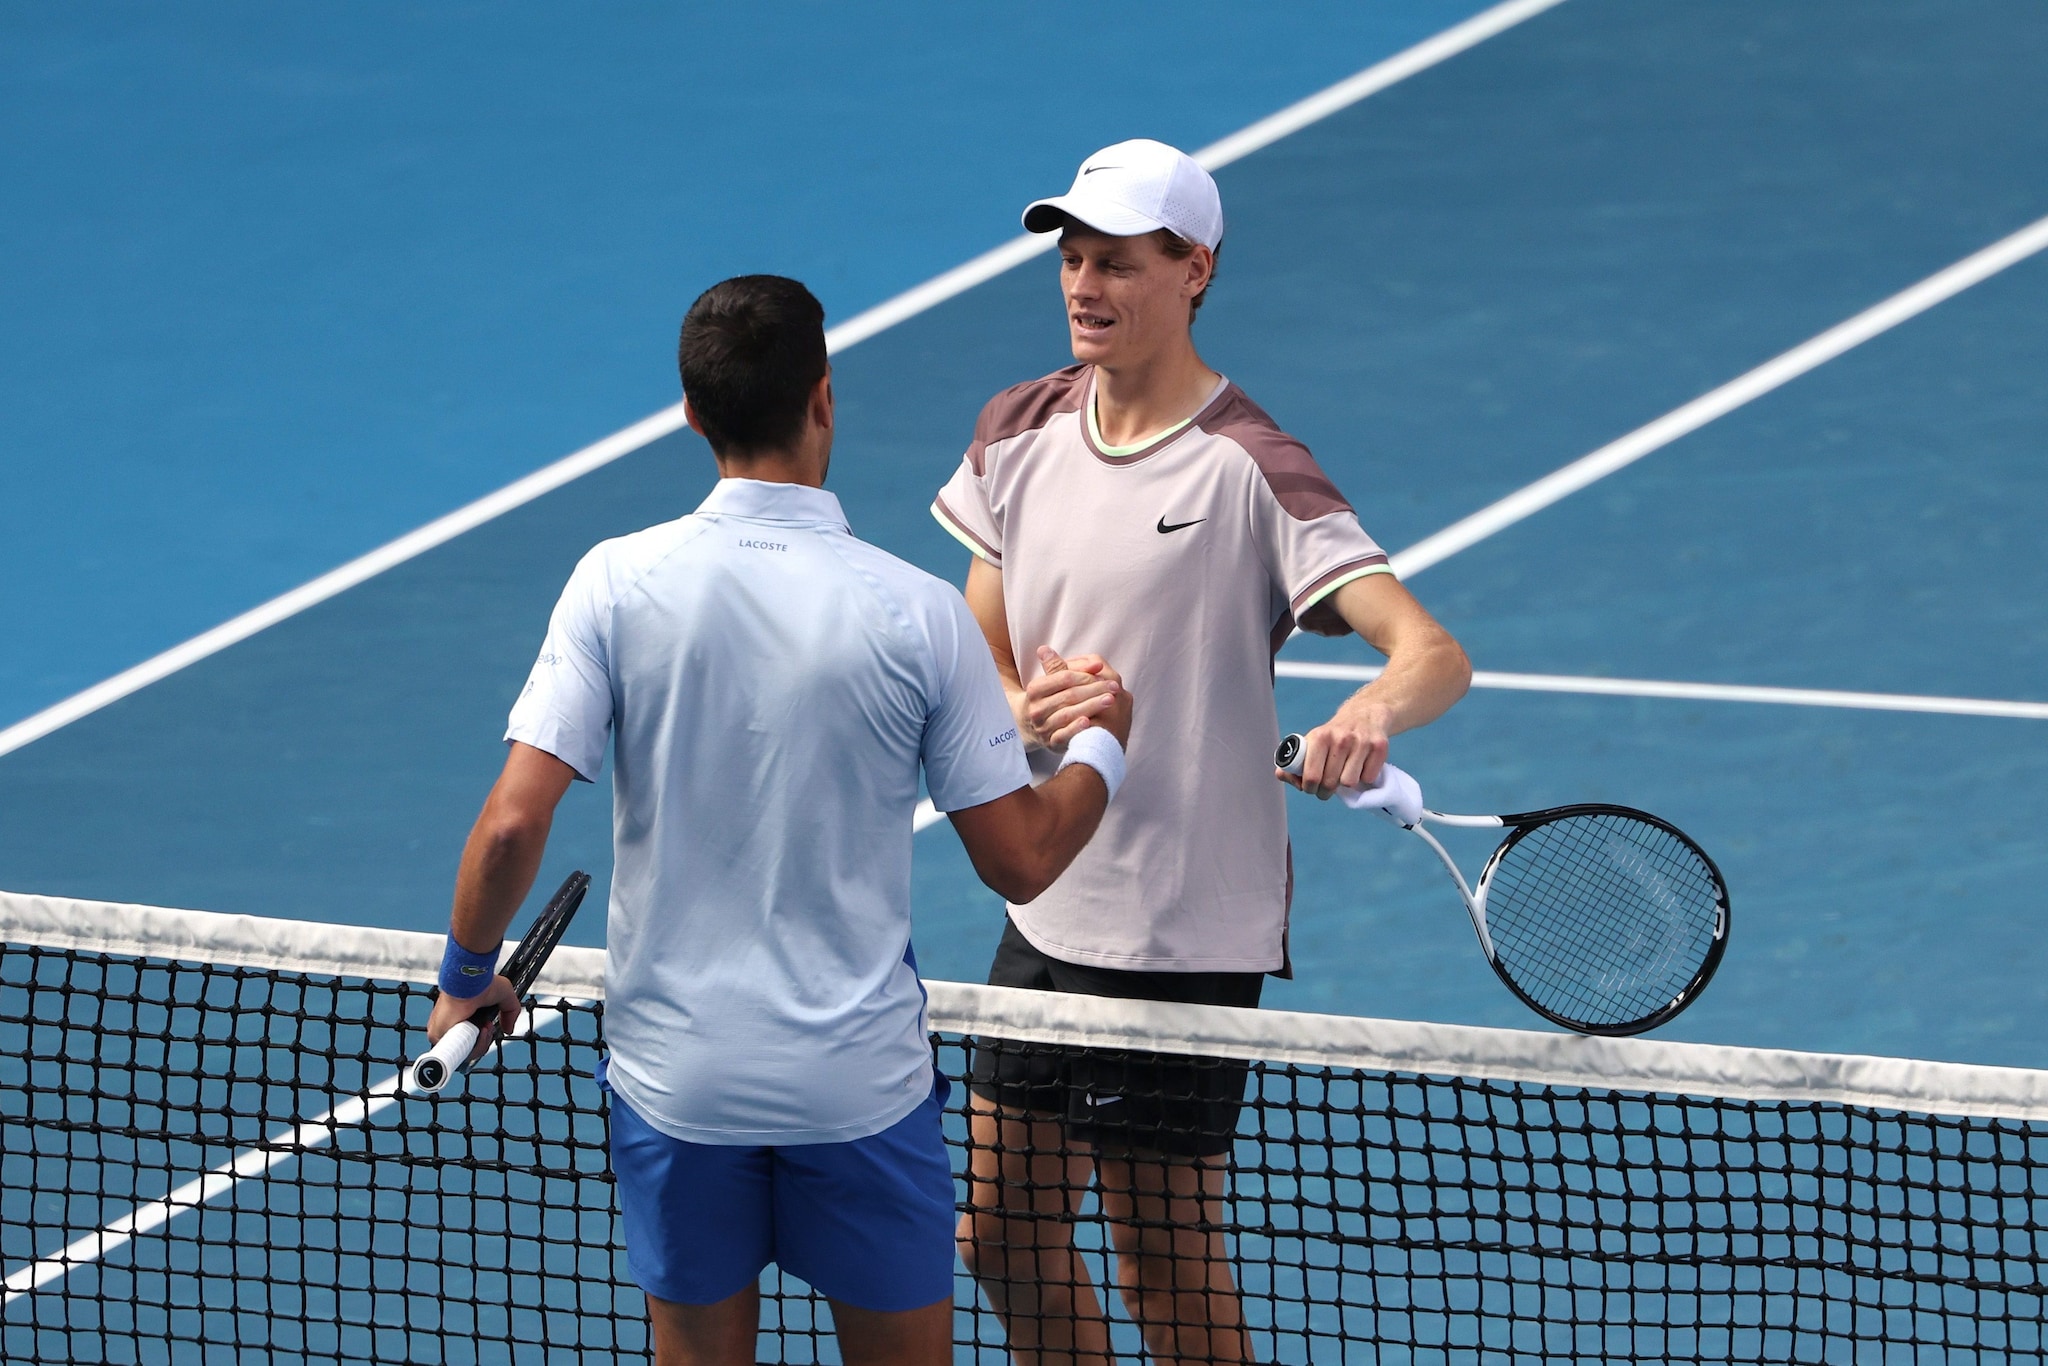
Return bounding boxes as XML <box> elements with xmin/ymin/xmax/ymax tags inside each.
<box><xmin>967</xmin><ymin>917</ymin><xmax>1263</xmax><ymax>1158</ymax></box>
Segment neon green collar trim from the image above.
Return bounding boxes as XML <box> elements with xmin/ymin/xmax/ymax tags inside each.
<box><xmin>1087</xmin><ymin>375</ymin><xmax>1226</xmax><ymax>456</ymax></box>
<box><xmin>1087</xmin><ymin>396</ymin><xmax>1193</xmax><ymax>456</ymax></box>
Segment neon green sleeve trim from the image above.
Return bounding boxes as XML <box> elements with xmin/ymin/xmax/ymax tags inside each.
<box><xmin>1296</xmin><ymin>563</ymin><xmax>1396</xmax><ymax>616</ymax></box>
<box><xmin>930</xmin><ymin>503</ymin><xmax>1000</xmax><ymax>564</ymax></box>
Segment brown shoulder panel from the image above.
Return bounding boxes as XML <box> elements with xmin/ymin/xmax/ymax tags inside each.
<box><xmin>1202</xmin><ymin>387</ymin><xmax>1352</xmax><ymax>521</ymax></box>
<box><xmin>966</xmin><ymin>366</ymin><xmax>1090</xmax><ymax>475</ymax></box>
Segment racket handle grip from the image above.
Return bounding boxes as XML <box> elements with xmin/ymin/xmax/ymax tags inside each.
<box><xmin>410</xmin><ymin>1020</ymin><xmax>481</xmax><ymax>1094</ymax></box>
<box><xmin>1276</xmin><ymin>733</ymin><xmax>1425</xmax><ymax>826</ymax></box>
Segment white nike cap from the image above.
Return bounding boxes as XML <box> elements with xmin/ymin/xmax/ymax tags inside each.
<box><xmin>1022</xmin><ymin>139</ymin><xmax>1224</xmax><ymax>250</ymax></box>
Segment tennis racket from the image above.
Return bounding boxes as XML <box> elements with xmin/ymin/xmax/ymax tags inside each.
<box><xmin>410</xmin><ymin>869</ymin><xmax>591</xmax><ymax>1093</ymax></box>
<box><xmin>1277</xmin><ymin>734</ymin><xmax>1728</xmax><ymax>1036</ymax></box>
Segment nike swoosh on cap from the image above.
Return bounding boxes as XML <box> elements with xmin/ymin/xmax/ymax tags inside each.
<box><xmin>1082</xmin><ymin>165</ymin><xmax>1123</xmax><ymax>175</ymax></box>
<box><xmin>1157</xmin><ymin>516</ymin><xmax>1207</xmax><ymax>534</ymax></box>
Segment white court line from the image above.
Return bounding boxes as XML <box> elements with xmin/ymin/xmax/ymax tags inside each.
<box><xmin>0</xmin><ymin>0</ymin><xmax>1565</xmax><ymax>764</ymax></box>
<box><xmin>1390</xmin><ymin>212</ymin><xmax>2048</xmax><ymax>579</ymax></box>
<box><xmin>1</xmin><ymin>1006</ymin><xmax>565</xmax><ymax>1302</ymax></box>
<box><xmin>911</xmin><ymin>665</ymin><xmax>2048</xmax><ymax>837</ymax></box>
<box><xmin>3</xmin><ymin>1073</ymin><xmax>405</xmax><ymax>1302</ymax></box>
<box><xmin>1275</xmin><ymin>659</ymin><xmax>2048</xmax><ymax>720</ymax></box>
<box><xmin>718</xmin><ymin>0</ymin><xmax>1572</xmax><ymax>357</ymax></box>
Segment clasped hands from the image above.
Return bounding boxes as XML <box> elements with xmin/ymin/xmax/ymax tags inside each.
<box><xmin>1021</xmin><ymin>645</ymin><xmax>1132</xmax><ymax>749</ymax></box>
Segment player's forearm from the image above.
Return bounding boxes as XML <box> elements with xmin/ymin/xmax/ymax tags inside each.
<box><xmin>1342</xmin><ymin>631</ymin><xmax>1471</xmax><ymax>735</ymax></box>
<box><xmin>447</xmin><ymin>742</ymin><xmax>578</xmax><ymax>955</ymax></box>
<box><xmin>1322</xmin><ymin>574</ymin><xmax>1471</xmax><ymax>736</ymax></box>
<box><xmin>950</xmin><ymin>765</ymin><xmax>1109</xmax><ymax>904</ymax></box>
<box><xmin>449</xmin><ymin>794</ymin><xmax>554</xmax><ymax>953</ymax></box>
<box><xmin>1012</xmin><ymin>766</ymin><xmax>1112</xmax><ymax>899</ymax></box>
<box><xmin>963</xmin><ymin>555</ymin><xmax>1043</xmax><ymax>748</ymax></box>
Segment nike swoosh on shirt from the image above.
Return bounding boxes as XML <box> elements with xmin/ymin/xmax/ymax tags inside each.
<box><xmin>1156</xmin><ymin>516</ymin><xmax>1207</xmax><ymax>534</ymax></box>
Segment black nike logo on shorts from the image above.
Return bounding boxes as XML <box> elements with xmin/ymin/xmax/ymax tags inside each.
<box><xmin>1156</xmin><ymin>516</ymin><xmax>1206</xmax><ymax>534</ymax></box>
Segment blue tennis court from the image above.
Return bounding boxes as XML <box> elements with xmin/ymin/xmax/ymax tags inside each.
<box><xmin>5</xmin><ymin>1</ymin><xmax>2048</xmax><ymax>1359</ymax></box>
<box><xmin>5</xmin><ymin>0</ymin><xmax>2043</xmax><ymax>1061</ymax></box>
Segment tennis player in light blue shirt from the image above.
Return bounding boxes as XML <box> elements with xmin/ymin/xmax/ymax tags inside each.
<box><xmin>425</xmin><ymin>275</ymin><xmax>1131</xmax><ymax>1366</ymax></box>
<box><xmin>517</xmin><ymin>475</ymin><xmax>1018</xmax><ymax>1142</ymax></box>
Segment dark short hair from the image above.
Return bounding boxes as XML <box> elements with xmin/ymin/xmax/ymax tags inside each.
<box><xmin>677</xmin><ymin>276</ymin><xmax>828</xmax><ymax>456</ymax></box>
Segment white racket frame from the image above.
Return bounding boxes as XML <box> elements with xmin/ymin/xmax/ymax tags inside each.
<box><xmin>1399</xmin><ymin>811</ymin><xmax>1511</xmax><ymax>959</ymax></box>
<box><xmin>1274</xmin><ymin>731</ymin><xmax>1512</xmax><ymax>953</ymax></box>
<box><xmin>1276</xmin><ymin>731</ymin><xmax>1731</xmax><ymax>1035</ymax></box>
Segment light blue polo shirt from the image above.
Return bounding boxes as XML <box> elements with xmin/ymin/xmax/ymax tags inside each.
<box><xmin>506</xmin><ymin>478</ymin><xmax>1028</xmax><ymax>1145</ymax></box>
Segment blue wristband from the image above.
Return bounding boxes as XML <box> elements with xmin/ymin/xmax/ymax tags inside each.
<box><xmin>439</xmin><ymin>936</ymin><xmax>501</xmax><ymax>999</ymax></box>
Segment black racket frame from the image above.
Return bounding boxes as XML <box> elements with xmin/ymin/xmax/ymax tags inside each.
<box><xmin>1476</xmin><ymin>803</ymin><xmax>1730</xmax><ymax>1037</ymax></box>
<box><xmin>418</xmin><ymin>869</ymin><xmax>590</xmax><ymax>1091</ymax></box>
<box><xmin>499</xmin><ymin>869</ymin><xmax>591</xmax><ymax>1000</ymax></box>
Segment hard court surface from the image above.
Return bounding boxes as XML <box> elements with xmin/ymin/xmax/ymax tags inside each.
<box><xmin>3</xmin><ymin>0</ymin><xmax>2046</xmax><ymax>1067</ymax></box>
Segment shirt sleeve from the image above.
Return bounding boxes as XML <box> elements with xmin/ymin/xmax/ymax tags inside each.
<box><xmin>1248</xmin><ymin>455</ymin><xmax>1393</xmax><ymax>637</ymax></box>
<box><xmin>504</xmin><ymin>547</ymin><xmax>615</xmax><ymax>781</ymax></box>
<box><xmin>920</xmin><ymin>591</ymin><xmax>1031</xmax><ymax>812</ymax></box>
<box><xmin>930</xmin><ymin>452</ymin><xmax>1003</xmax><ymax>566</ymax></box>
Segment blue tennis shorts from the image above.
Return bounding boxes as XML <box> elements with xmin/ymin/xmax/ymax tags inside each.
<box><xmin>603</xmin><ymin>1067</ymin><xmax>956</xmax><ymax>1312</ymax></box>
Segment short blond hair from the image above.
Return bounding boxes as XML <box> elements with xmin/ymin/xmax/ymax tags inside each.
<box><xmin>1153</xmin><ymin>229</ymin><xmax>1220</xmax><ymax>319</ymax></box>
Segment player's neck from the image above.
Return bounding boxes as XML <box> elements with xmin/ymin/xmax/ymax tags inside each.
<box><xmin>716</xmin><ymin>461</ymin><xmax>823</xmax><ymax>488</ymax></box>
<box><xmin>713</xmin><ymin>432</ymin><xmax>831</xmax><ymax>488</ymax></box>
<box><xmin>1091</xmin><ymin>341</ymin><xmax>1218</xmax><ymax>449</ymax></box>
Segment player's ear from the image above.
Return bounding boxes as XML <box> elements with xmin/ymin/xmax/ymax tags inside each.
<box><xmin>810</xmin><ymin>367</ymin><xmax>834</xmax><ymax>434</ymax></box>
<box><xmin>683</xmin><ymin>396</ymin><xmax>707</xmax><ymax>439</ymax></box>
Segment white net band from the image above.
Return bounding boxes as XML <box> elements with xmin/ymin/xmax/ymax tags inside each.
<box><xmin>6</xmin><ymin>887</ymin><xmax>2047</xmax><ymax>1122</ymax></box>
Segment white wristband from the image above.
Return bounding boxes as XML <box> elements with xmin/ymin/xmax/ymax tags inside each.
<box><xmin>1057</xmin><ymin>727</ymin><xmax>1126</xmax><ymax>802</ymax></box>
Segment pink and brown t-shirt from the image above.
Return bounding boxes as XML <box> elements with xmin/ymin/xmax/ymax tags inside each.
<box><xmin>931</xmin><ymin>364</ymin><xmax>1390</xmax><ymax>973</ymax></box>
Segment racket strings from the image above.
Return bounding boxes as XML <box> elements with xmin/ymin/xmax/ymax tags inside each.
<box><xmin>1483</xmin><ymin>814</ymin><xmax>1722</xmax><ymax>1029</ymax></box>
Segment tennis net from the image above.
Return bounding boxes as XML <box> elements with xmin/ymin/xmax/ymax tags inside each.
<box><xmin>5</xmin><ymin>890</ymin><xmax>2047</xmax><ymax>1364</ymax></box>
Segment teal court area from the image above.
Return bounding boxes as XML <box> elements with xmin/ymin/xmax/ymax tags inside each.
<box><xmin>4</xmin><ymin>2</ymin><xmax>2047</xmax><ymax>1360</ymax></box>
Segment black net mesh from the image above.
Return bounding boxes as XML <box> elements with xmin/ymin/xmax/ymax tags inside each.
<box><xmin>5</xmin><ymin>933</ymin><xmax>2046</xmax><ymax>1364</ymax></box>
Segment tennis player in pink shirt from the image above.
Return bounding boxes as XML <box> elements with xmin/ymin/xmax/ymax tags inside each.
<box><xmin>934</xmin><ymin>140</ymin><xmax>1472</xmax><ymax>1364</ymax></box>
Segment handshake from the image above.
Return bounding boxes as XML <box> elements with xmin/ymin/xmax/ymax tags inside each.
<box><xmin>1020</xmin><ymin>645</ymin><xmax>1134</xmax><ymax>751</ymax></box>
